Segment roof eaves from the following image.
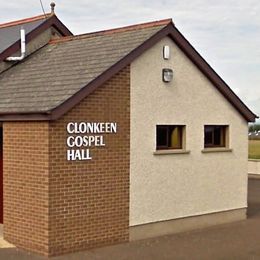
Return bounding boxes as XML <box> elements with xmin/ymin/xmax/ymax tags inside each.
<box><xmin>49</xmin><ymin>21</ymin><xmax>257</xmax><ymax>122</ymax></box>
<box><xmin>0</xmin><ymin>112</ymin><xmax>51</xmax><ymax>121</ymax></box>
<box><xmin>0</xmin><ymin>19</ymin><xmax>257</xmax><ymax>123</ymax></box>
<box><xmin>167</xmin><ymin>26</ymin><xmax>258</xmax><ymax>122</ymax></box>
<box><xmin>48</xmin><ymin>22</ymin><xmax>174</xmax><ymax>120</ymax></box>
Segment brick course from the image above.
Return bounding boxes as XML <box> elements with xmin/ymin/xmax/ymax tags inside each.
<box><xmin>48</xmin><ymin>65</ymin><xmax>130</xmax><ymax>256</ymax></box>
<box><xmin>3</xmin><ymin>66</ymin><xmax>130</xmax><ymax>256</ymax></box>
<box><xmin>3</xmin><ymin>122</ymin><xmax>49</xmax><ymax>254</ymax></box>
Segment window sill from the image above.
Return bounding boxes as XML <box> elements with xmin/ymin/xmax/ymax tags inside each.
<box><xmin>201</xmin><ymin>148</ymin><xmax>232</xmax><ymax>153</ymax></box>
<box><xmin>153</xmin><ymin>149</ymin><xmax>190</xmax><ymax>155</ymax></box>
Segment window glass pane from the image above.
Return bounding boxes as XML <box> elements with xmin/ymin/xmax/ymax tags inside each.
<box><xmin>156</xmin><ymin>125</ymin><xmax>184</xmax><ymax>150</ymax></box>
<box><xmin>204</xmin><ymin>125</ymin><xmax>227</xmax><ymax>148</ymax></box>
<box><xmin>213</xmin><ymin>127</ymin><xmax>221</xmax><ymax>145</ymax></box>
<box><xmin>170</xmin><ymin>126</ymin><xmax>182</xmax><ymax>149</ymax></box>
<box><xmin>157</xmin><ymin>126</ymin><xmax>168</xmax><ymax>147</ymax></box>
<box><xmin>214</xmin><ymin>126</ymin><xmax>225</xmax><ymax>146</ymax></box>
<box><xmin>205</xmin><ymin>126</ymin><xmax>213</xmax><ymax>145</ymax></box>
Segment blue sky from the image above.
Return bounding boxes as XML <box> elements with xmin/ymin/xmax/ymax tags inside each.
<box><xmin>0</xmin><ymin>0</ymin><xmax>259</xmax><ymax>122</ymax></box>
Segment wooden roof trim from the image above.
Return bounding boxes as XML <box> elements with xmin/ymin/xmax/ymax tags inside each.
<box><xmin>49</xmin><ymin>23</ymin><xmax>174</xmax><ymax>120</ymax></box>
<box><xmin>49</xmin><ymin>22</ymin><xmax>257</xmax><ymax>122</ymax></box>
<box><xmin>0</xmin><ymin>112</ymin><xmax>50</xmax><ymax>121</ymax></box>
<box><xmin>167</xmin><ymin>26</ymin><xmax>258</xmax><ymax>122</ymax></box>
<box><xmin>0</xmin><ymin>21</ymin><xmax>257</xmax><ymax>122</ymax></box>
<box><xmin>0</xmin><ymin>15</ymin><xmax>73</xmax><ymax>62</ymax></box>
<box><xmin>0</xmin><ymin>23</ymin><xmax>173</xmax><ymax>121</ymax></box>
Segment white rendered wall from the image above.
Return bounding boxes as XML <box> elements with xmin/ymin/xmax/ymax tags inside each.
<box><xmin>130</xmin><ymin>36</ymin><xmax>248</xmax><ymax>226</ymax></box>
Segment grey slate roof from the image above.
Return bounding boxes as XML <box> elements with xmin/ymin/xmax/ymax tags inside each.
<box><xmin>0</xmin><ymin>18</ymin><xmax>46</xmax><ymax>54</ymax></box>
<box><xmin>0</xmin><ymin>23</ymin><xmax>166</xmax><ymax>113</ymax></box>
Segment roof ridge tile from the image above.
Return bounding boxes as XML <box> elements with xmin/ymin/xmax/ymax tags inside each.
<box><xmin>49</xmin><ymin>18</ymin><xmax>173</xmax><ymax>44</ymax></box>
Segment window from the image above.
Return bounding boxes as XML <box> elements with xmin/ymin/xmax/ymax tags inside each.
<box><xmin>204</xmin><ymin>125</ymin><xmax>228</xmax><ymax>148</ymax></box>
<box><xmin>156</xmin><ymin>125</ymin><xmax>184</xmax><ymax>150</ymax></box>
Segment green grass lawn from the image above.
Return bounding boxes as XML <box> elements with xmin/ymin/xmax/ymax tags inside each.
<box><xmin>249</xmin><ymin>140</ymin><xmax>260</xmax><ymax>159</ymax></box>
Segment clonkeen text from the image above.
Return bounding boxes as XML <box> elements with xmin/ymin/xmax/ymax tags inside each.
<box><xmin>66</xmin><ymin>122</ymin><xmax>117</xmax><ymax>161</ymax></box>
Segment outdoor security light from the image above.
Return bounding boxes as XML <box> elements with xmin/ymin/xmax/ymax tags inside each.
<box><xmin>162</xmin><ymin>68</ymin><xmax>173</xmax><ymax>83</ymax></box>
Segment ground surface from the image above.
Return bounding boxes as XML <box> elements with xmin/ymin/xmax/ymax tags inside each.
<box><xmin>0</xmin><ymin>225</ymin><xmax>14</xmax><ymax>249</ymax></box>
<box><xmin>249</xmin><ymin>139</ymin><xmax>260</xmax><ymax>159</ymax></box>
<box><xmin>0</xmin><ymin>179</ymin><xmax>260</xmax><ymax>259</ymax></box>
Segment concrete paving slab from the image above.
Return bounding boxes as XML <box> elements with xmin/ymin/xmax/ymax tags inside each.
<box><xmin>0</xmin><ymin>225</ymin><xmax>15</xmax><ymax>249</ymax></box>
<box><xmin>0</xmin><ymin>238</ymin><xmax>15</xmax><ymax>249</ymax></box>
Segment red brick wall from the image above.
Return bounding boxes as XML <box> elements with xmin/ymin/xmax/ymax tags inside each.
<box><xmin>48</xmin><ymin>65</ymin><xmax>130</xmax><ymax>255</ymax></box>
<box><xmin>3</xmin><ymin>66</ymin><xmax>130</xmax><ymax>256</ymax></box>
<box><xmin>3</xmin><ymin>122</ymin><xmax>49</xmax><ymax>255</ymax></box>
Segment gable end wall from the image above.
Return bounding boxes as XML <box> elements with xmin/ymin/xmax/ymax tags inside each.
<box><xmin>130</xmin><ymin>36</ymin><xmax>248</xmax><ymax>226</ymax></box>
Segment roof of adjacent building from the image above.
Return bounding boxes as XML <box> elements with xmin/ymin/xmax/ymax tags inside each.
<box><xmin>0</xmin><ymin>17</ymin><xmax>257</xmax><ymax>122</ymax></box>
<box><xmin>0</xmin><ymin>14</ymin><xmax>51</xmax><ymax>53</ymax></box>
<box><xmin>0</xmin><ymin>13</ymin><xmax>72</xmax><ymax>62</ymax></box>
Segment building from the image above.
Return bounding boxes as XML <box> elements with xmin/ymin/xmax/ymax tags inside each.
<box><xmin>0</xmin><ymin>4</ymin><xmax>258</xmax><ymax>257</ymax></box>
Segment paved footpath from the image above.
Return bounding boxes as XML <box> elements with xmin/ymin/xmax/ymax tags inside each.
<box><xmin>1</xmin><ymin>179</ymin><xmax>260</xmax><ymax>260</ymax></box>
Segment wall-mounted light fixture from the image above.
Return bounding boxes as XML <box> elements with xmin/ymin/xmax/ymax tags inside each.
<box><xmin>163</xmin><ymin>45</ymin><xmax>170</xmax><ymax>60</ymax></box>
<box><xmin>162</xmin><ymin>68</ymin><xmax>173</xmax><ymax>83</ymax></box>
